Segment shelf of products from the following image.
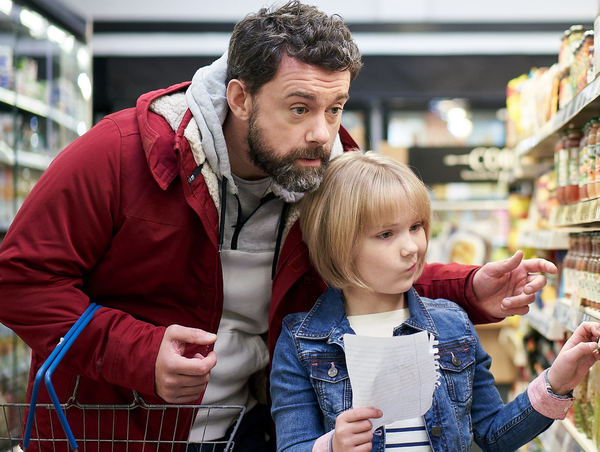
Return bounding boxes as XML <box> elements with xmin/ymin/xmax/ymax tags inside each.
<box><xmin>0</xmin><ymin>1</ymin><xmax>91</xmax><ymax>404</ymax></box>
<box><xmin>504</xmin><ymin>12</ymin><xmax>600</xmax><ymax>451</ymax></box>
<box><xmin>513</xmin><ymin>74</ymin><xmax>600</xmax><ymax>159</ymax></box>
<box><xmin>0</xmin><ymin>1</ymin><xmax>92</xmax><ymax>234</ymax></box>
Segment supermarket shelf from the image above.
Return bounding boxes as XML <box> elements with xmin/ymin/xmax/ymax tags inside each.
<box><xmin>582</xmin><ymin>306</ymin><xmax>600</xmax><ymax>323</ymax></box>
<box><xmin>524</xmin><ymin>305</ymin><xmax>567</xmax><ymax>340</ymax></box>
<box><xmin>516</xmin><ymin>228</ymin><xmax>570</xmax><ymax>250</ymax></box>
<box><xmin>0</xmin><ymin>141</ymin><xmax>53</xmax><ymax>171</ymax></box>
<box><xmin>549</xmin><ymin>199</ymin><xmax>600</xmax><ymax>227</ymax></box>
<box><xmin>430</xmin><ymin>199</ymin><xmax>509</xmax><ymax>211</ymax></box>
<box><xmin>561</xmin><ymin>419</ymin><xmax>596</xmax><ymax>452</ymax></box>
<box><xmin>553</xmin><ymin>297</ymin><xmax>600</xmax><ymax>333</ymax></box>
<box><xmin>514</xmin><ymin>74</ymin><xmax>600</xmax><ymax>159</ymax></box>
<box><xmin>0</xmin><ymin>85</ymin><xmax>83</xmax><ymax>134</ymax></box>
<box><xmin>0</xmin><ymin>141</ymin><xmax>12</xmax><ymax>166</ymax></box>
<box><xmin>16</xmin><ymin>150</ymin><xmax>53</xmax><ymax>171</ymax></box>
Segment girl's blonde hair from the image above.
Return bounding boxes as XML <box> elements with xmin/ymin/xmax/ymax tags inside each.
<box><xmin>299</xmin><ymin>151</ymin><xmax>431</xmax><ymax>289</ymax></box>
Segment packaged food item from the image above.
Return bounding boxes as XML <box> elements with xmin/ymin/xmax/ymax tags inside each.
<box><xmin>587</xmin><ymin>119</ymin><xmax>599</xmax><ymax>199</ymax></box>
<box><xmin>555</xmin><ymin>132</ymin><xmax>568</xmax><ymax>204</ymax></box>
<box><xmin>566</xmin><ymin>126</ymin><xmax>583</xmax><ymax>204</ymax></box>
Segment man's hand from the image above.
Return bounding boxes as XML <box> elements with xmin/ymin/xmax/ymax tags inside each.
<box><xmin>155</xmin><ymin>325</ymin><xmax>217</xmax><ymax>403</ymax></box>
<box><xmin>472</xmin><ymin>250</ymin><xmax>557</xmax><ymax>319</ymax></box>
<box><xmin>332</xmin><ymin>407</ymin><xmax>382</xmax><ymax>452</ymax></box>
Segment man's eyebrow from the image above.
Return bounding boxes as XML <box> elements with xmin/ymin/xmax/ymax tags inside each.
<box><xmin>285</xmin><ymin>91</ymin><xmax>349</xmax><ymax>102</ymax></box>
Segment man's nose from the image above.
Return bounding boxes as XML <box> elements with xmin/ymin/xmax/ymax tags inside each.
<box><xmin>306</xmin><ymin>115</ymin><xmax>330</xmax><ymax>145</ymax></box>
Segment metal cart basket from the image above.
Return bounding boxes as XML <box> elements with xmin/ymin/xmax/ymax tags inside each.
<box><xmin>0</xmin><ymin>304</ymin><xmax>245</xmax><ymax>452</ymax></box>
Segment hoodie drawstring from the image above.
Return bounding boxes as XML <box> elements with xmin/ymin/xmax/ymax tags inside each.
<box><xmin>216</xmin><ymin>179</ymin><xmax>288</xmax><ymax>279</ymax></box>
<box><xmin>271</xmin><ymin>202</ymin><xmax>290</xmax><ymax>279</ymax></box>
<box><xmin>218</xmin><ymin>178</ymin><xmax>228</xmax><ymax>252</ymax></box>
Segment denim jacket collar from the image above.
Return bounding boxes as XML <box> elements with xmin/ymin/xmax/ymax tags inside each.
<box><xmin>295</xmin><ymin>286</ymin><xmax>440</xmax><ymax>346</ymax></box>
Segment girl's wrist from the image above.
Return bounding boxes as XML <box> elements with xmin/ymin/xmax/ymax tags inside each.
<box><xmin>546</xmin><ymin>368</ymin><xmax>572</xmax><ymax>397</ymax></box>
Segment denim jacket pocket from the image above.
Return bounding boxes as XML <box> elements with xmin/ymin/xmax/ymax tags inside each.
<box><xmin>308</xmin><ymin>356</ymin><xmax>352</xmax><ymax>419</ymax></box>
<box><xmin>438</xmin><ymin>341</ymin><xmax>475</xmax><ymax>404</ymax></box>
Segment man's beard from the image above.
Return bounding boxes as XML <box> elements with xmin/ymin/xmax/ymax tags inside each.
<box><xmin>247</xmin><ymin>110</ymin><xmax>330</xmax><ymax>193</ymax></box>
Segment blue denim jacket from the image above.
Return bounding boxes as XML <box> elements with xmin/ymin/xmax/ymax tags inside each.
<box><xmin>270</xmin><ymin>287</ymin><xmax>553</xmax><ymax>452</ymax></box>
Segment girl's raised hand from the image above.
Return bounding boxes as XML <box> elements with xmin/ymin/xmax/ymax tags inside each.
<box><xmin>332</xmin><ymin>407</ymin><xmax>382</xmax><ymax>452</ymax></box>
<box><xmin>547</xmin><ymin>321</ymin><xmax>600</xmax><ymax>396</ymax></box>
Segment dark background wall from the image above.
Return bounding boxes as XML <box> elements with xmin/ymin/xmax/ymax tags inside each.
<box><xmin>92</xmin><ymin>54</ymin><xmax>556</xmax><ymax>120</ymax></box>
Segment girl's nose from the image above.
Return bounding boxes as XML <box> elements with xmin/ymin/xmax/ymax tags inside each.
<box><xmin>401</xmin><ymin>238</ymin><xmax>418</xmax><ymax>257</ymax></box>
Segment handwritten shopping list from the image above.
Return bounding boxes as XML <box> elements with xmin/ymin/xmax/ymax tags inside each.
<box><xmin>343</xmin><ymin>331</ymin><xmax>438</xmax><ymax>431</ymax></box>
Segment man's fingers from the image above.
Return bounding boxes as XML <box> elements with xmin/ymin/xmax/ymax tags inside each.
<box><xmin>523</xmin><ymin>274</ymin><xmax>546</xmax><ymax>294</ymax></box>
<box><xmin>171</xmin><ymin>350</ymin><xmax>217</xmax><ymax>377</ymax></box>
<box><xmin>521</xmin><ymin>258</ymin><xmax>558</xmax><ymax>275</ymax></box>
<box><xmin>500</xmin><ymin>294</ymin><xmax>533</xmax><ymax>315</ymax></box>
<box><xmin>166</xmin><ymin>324</ymin><xmax>217</xmax><ymax>345</ymax></box>
<box><xmin>485</xmin><ymin>250</ymin><xmax>523</xmax><ymax>277</ymax></box>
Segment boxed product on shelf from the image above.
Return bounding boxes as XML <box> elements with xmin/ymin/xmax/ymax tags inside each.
<box><xmin>506</xmin><ymin>24</ymin><xmax>596</xmax><ymax>147</ymax></box>
<box><xmin>506</xmin><ymin>67</ymin><xmax>559</xmax><ymax>146</ymax></box>
<box><xmin>594</xmin><ymin>10</ymin><xmax>600</xmax><ymax>77</ymax></box>
<box><xmin>0</xmin><ymin>45</ymin><xmax>13</xmax><ymax>89</ymax></box>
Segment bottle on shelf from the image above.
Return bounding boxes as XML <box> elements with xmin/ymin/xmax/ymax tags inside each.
<box><xmin>587</xmin><ymin>118</ymin><xmax>599</xmax><ymax>199</ymax></box>
<box><xmin>578</xmin><ymin>121</ymin><xmax>590</xmax><ymax>202</ymax></box>
<box><xmin>594</xmin><ymin>118</ymin><xmax>600</xmax><ymax>197</ymax></box>
<box><xmin>555</xmin><ymin>131</ymin><xmax>568</xmax><ymax>204</ymax></box>
<box><xmin>577</xmin><ymin>233</ymin><xmax>592</xmax><ymax>308</ymax></box>
<box><xmin>566</xmin><ymin>126</ymin><xmax>583</xmax><ymax>204</ymax></box>
<box><xmin>563</xmin><ymin>233</ymin><xmax>578</xmax><ymax>300</ymax></box>
<box><xmin>589</xmin><ymin>232</ymin><xmax>600</xmax><ymax>310</ymax></box>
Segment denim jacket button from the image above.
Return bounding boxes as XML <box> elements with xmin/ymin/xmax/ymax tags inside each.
<box><xmin>374</xmin><ymin>428</ymin><xmax>383</xmax><ymax>436</ymax></box>
<box><xmin>328</xmin><ymin>366</ymin><xmax>338</xmax><ymax>377</ymax></box>
<box><xmin>451</xmin><ymin>353</ymin><xmax>461</xmax><ymax>367</ymax></box>
<box><xmin>431</xmin><ymin>426</ymin><xmax>442</xmax><ymax>437</ymax></box>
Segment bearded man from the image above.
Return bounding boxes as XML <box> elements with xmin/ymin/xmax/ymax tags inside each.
<box><xmin>0</xmin><ymin>2</ymin><xmax>556</xmax><ymax>451</ymax></box>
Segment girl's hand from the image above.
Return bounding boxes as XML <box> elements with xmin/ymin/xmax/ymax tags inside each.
<box><xmin>332</xmin><ymin>407</ymin><xmax>382</xmax><ymax>452</ymax></box>
<box><xmin>547</xmin><ymin>321</ymin><xmax>600</xmax><ymax>395</ymax></box>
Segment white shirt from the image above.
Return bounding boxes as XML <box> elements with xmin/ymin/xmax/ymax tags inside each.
<box><xmin>347</xmin><ymin>309</ymin><xmax>432</xmax><ymax>452</ymax></box>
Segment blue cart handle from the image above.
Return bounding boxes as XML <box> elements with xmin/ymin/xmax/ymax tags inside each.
<box><xmin>23</xmin><ymin>303</ymin><xmax>101</xmax><ymax>450</ymax></box>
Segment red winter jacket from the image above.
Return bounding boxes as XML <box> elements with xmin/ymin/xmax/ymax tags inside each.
<box><xmin>0</xmin><ymin>82</ymin><xmax>489</xmax><ymax>450</ymax></box>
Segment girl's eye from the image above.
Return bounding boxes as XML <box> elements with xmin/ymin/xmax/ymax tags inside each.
<box><xmin>377</xmin><ymin>231</ymin><xmax>393</xmax><ymax>239</ymax></box>
<box><xmin>410</xmin><ymin>223</ymin><xmax>423</xmax><ymax>232</ymax></box>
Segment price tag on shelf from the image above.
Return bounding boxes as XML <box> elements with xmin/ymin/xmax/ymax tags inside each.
<box><xmin>565</xmin><ymin>204</ymin><xmax>575</xmax><ymax>225</ymax></box>
<box><xmin>593</xmin><ymin>198</ymin><xmax>600</xmax><ymax>221</ymax></box>
<box><xmin>567</xmin><ymin>295</ymin><xmax>583</xmax><ymax>332</ymax></box>
<box><xmin>583</xmin><ymin>200</ymin><xmax>593</xmax><ymax>222</ymax></box>
<box><xmin>574</xmin><ymin>203</ymin><xmax>584</xmax><ymax>224</ymax></box>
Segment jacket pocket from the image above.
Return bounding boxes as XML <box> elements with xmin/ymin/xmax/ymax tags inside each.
<box><xmin>438</xmin><ymin>341</ymin><xmax>475</xmax><ymax>404</ymax></box>
<box><xmin>308</xmin><ymin>356</ymin><xmax>352</xmax><ymax>419</ymax></box>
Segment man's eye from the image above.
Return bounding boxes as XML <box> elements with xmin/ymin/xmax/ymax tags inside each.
<box><xmin>330</xmin><ymin>107</ymin><xmax>343</xmax><ymax>115</ymax></box>
<box><xmin>292</xmin><ymin>107</ymin><xmax>306</xmax><ymax>115</ymax></box>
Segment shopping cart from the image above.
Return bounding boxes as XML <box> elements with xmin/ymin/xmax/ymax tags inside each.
<box><xmin>0</xmin><ymin>303</ymin><xmax>246</xmax><ymax>452</ymax></box>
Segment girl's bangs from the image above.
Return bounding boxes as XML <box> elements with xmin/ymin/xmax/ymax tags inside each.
<box><xmin>362</xmin><ymin>180</ymin><xmax>417</xmax><ymax>229</ymax></box>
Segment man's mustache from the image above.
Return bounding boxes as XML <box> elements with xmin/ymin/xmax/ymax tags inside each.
<box><xmin>290</xmin><ymin>146</ymin><xmax>329</xmax><ymax>161</ymax></box>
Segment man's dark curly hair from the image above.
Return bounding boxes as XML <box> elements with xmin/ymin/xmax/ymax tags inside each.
<box><xmin>227</xmin><ymin>1</ymin><xmax>362</xmax><ymax>94</ymax></box>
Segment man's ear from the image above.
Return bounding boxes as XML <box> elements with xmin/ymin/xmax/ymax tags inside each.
<box><xmin>226</xmin><ymin>79</ymin><xmax>252</xmax><ymax>121</ymax></box>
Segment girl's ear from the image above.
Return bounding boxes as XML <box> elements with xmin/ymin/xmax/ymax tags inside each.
<box><xmin>226</xmin><ymin>79</ymin><xmax>252</xmax><ymax>121</ymax></box>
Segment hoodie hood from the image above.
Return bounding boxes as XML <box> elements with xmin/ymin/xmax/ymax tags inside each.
<box><xmin>185</xmin><ymin>54</ymin><xmax>234</xmax><ymax>190</ymax></box>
